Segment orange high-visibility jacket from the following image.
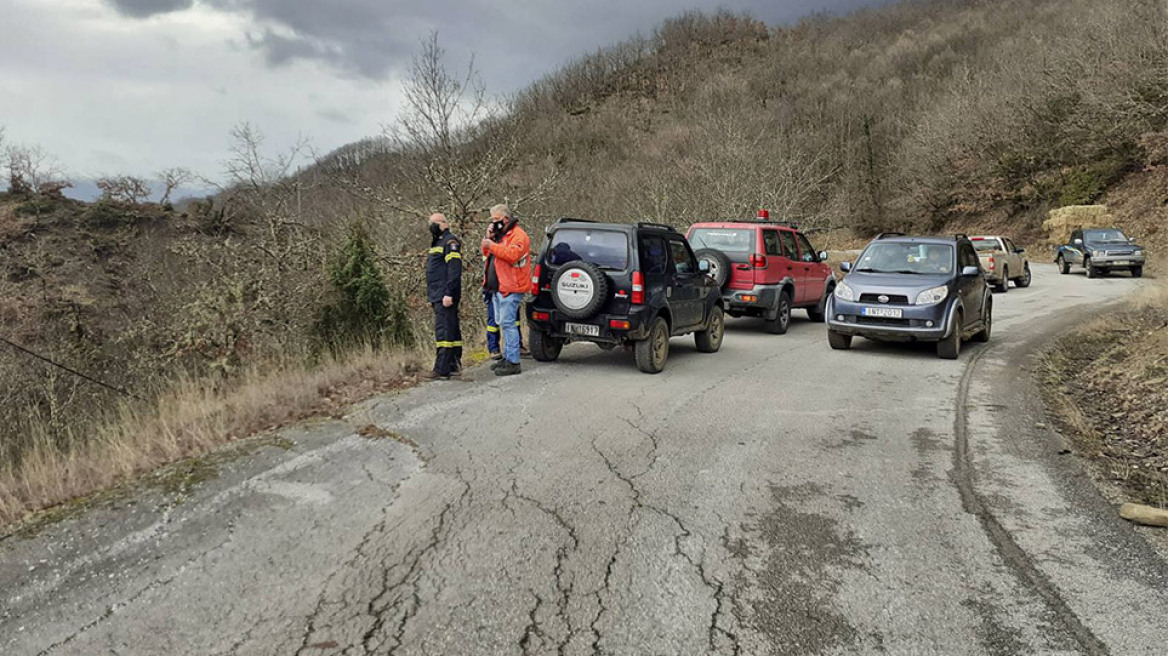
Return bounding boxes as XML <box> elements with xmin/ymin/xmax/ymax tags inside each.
<box><xmin>483</xmin><ymin>224</ymin><xmax>532</xmax><ymax>295</ymax></box>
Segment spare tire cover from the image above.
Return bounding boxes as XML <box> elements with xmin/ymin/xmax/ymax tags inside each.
<box><xmin>694</xmin><ymin>249</ymin><xmax>731</xmax><ymax>288</ymax></box>
<box><xmin>552</xmin><ymin>262</ymin><xmax>610</xmax><ymax>319</ymax></box>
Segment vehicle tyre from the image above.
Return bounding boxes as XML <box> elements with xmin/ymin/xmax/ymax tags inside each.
<box><xmin>1015</xmin><ymin>263</ymin><xmax>1032</xmax><ymax>288</ymax></box>
<box><xmin>993</xmin><ymin>267</ymin><xmax>1009</xmax><ymax>294</ymax></box>
<box><xmin>694</xmin><ymin>249</ymin><xmax>731</xmax><ymax>288</ymax></box>
<box><xmin>806</xmin><ymin>285</ymin><xmax>831</xmax><ymax>323</ymax></box>
<box><xmin>1085</xmin><ymin>257</ymin><xmax>1099</xmax><ymax>279</ymax></box>
<box><xmin>937</xmin><ymin>310</ymin><xmax>963</xmax><ymax>360</ymax></box>
<box><xmin>1133</xmin><ymin>266</ymin><xmax>1144</xmax><ymax>278</ymax></box>
<box><xmin>765</xmin><ymin>289</ymin><xmax>792</xmax><ymax>335</ymax></box>
<box><xmin>695</xmin><ymin>306</ymin><xmax>725</xmax><ymax>353</ymax></box>
<box><xmin>635</xmin><ymin>316</ymin><xmax>670</xmax><ymax>374</ymax></box>
<box><xmin>529</xmin><ymin>329</ymin><xmax>563</xmax><ymax>362</ymax></box>
<box><xmin>551</xmin><ymin>262</ymin><xmax>610</xmax><ymax>320</ymax></box>
<box><xmin>972</xmin><ymin>302</ymin><xmax>992</xmax><ymax>343</ymax></box>
<box><xmin>827</xmin><ymin>330</ymin><xmax>852</xmax><ymax>350</ymax></box>
<box><xmin>1058</xmin><ymin>255</ymin><xmax>1070</xmax><ymax>275</ymax></box>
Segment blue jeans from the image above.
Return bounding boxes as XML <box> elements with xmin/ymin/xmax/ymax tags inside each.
<box><xmin>493</xmin><ymin>292</ymin><xmax>523</xmax><ymax>364</ymax></box>
<box><xmin>486</xmin><ymin>293</ymin><xmax>522</xmax><ymax>353</ymax></box>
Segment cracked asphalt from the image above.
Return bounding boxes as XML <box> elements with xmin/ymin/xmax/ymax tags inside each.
<box><xmin>3</xmin><ymin>264</ymin><xmax>1168</xmax><ymax>655</ymax></box>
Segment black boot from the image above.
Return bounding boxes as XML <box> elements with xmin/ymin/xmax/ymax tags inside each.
<box><xmin>494</xmin><ymin>360</ymin><xmax>521</xmax><ymax>377</ymax></box>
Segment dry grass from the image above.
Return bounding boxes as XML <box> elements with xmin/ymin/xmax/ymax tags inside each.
<box><xmin>0</xmin><ymin>347</ymin><xmax>425</xmax><ymax>530</ymax></box>
<box><xmin>1038</xmin><ymin>285</ymin><xmax>1168</xmax><ymax>510</ymax></box>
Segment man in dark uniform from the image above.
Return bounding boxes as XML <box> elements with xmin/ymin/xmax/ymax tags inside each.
<box><xmin>423</xmin><ymin>213</ymin><xmax>462</xmax><ymax>379</ymax></box>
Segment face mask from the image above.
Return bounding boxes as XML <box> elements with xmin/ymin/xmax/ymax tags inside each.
<box><xmin>492</xmin><ymin>221</ymin><xmax>505</xmax><ymax>235</ymax></box>
<box><xmin>430</xmin><ymin>223</ymin><xmax>443</xmax><ymax>237</ymax></box>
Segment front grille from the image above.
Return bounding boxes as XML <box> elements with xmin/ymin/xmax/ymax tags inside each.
<box><xmin>856</xmin><ymin>316</ymin><xmax>911</xmax><ymax>327</ymax></box>
<box><xmin>1104</xmin><ymin>250</ymin><xmax>1134</xmax><ymax>257</ymax></box>
<box><xmin>859</xmin><ymin>293</ymin><xmax>909</xmax><ymax>304</ymax></box>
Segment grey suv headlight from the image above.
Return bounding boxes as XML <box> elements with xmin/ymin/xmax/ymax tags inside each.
<box><xmin>1092</xmin><ymin>250</ymin><xmax>1105</xmax><ymax>258</ymax></box>
<box><xmin>915</xmin><ymin>285</ymin><xmax>949</xmax><ymax>305</ymax></box>
<box><xmin>1135</xmin><ymin>249</ymin><xmax>1144</xmax><ymax>257</ymax></box>
<box><xmin>835</xmin><ymin>281</ymin><xmax>856</xmax><ymax>302</ymax></box>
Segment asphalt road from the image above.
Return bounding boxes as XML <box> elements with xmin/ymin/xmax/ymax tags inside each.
<box><xmin>3</xmin><ymin>264</ymin><xmax>1167</xmax><ymax>655</ymax></box>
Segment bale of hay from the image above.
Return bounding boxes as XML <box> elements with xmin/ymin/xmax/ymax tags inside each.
<box><xmin>1043</xmin><ymin>205</ymin><xmax>1112</xmax><ymax>244</ymax></box>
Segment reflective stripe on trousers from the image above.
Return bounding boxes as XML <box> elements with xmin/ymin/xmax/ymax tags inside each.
<box><xmin>432</xmin><ymin>302</ymin><xmax>462</xmax><ymax>375</ymax></box>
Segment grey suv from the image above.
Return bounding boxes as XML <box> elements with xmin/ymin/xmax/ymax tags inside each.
<box><xmin>825</xmin><ymin>234</ymin><xmax>992</xmax><ymax>359</ymax></box>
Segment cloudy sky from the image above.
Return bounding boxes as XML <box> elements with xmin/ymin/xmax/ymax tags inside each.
<box><xmin>1</xmin><ymin>0</ymin><xmax>885</xmax><ymax>191</ymax></box>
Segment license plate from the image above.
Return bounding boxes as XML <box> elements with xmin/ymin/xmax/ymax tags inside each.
<box><xmin>862</xmin><ymin>307</ymin><xmax>903</xmax><ymax>319</ymax></box>
<box><xmin>565</xmin><ymin>322</ymin><xmax>600</xmax><ymax>336</ymax></box>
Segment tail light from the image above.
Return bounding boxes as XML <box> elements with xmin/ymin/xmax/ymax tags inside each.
<box><xmin>609</xmin><ymin>319</ymin><xmax>631</xmax><ymax>330</ymax></box>
<box><xmin>631</xmin><ymin>271</ymin><xmax>645</xmax><ymax>305</ymax></box>
<box><xmin>750</xmin><ymin>253</ymin><xmax>768</xmax><ymax>269</ymax></box>
<box><xmin>533</xmin><ymin>311</ymin><xmax>551</xmax><ymax>322</ymax></box>
<box><xmin>987</xmin><ymin>257</ymin><xmax>996</xmax><ymax>270</ymax></box>
<box><xmin>531</xmin><ymin>264</ymin><xmax>542</xmax><ymax>292</ymax></box>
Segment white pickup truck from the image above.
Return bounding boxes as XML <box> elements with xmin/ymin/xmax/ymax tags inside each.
<box><xmin>970</xmin><ymin>235</ymin><xmax>1031</xmax><ymax>293</ymax></box>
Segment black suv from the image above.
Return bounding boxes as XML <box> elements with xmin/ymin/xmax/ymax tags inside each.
<box><xmin>526</xmin><ymin>219</ymin><xmax>725</xmax><ymax>373</ymax></box>
<box><xmin>825</xmin><ymin>234</ymin><xmax>992</xmax><ymax>359</ymax></box>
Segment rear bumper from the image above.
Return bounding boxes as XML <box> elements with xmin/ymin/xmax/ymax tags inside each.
<box><xmin>723</xmin><ymin>284</ymin><xmax>782</xmax><ymax>314</ymax></box>
<box><xmin>825</xmin><ymin>297</ymin><xmax>955</xmax><ymax>342</ymax></box>
<box><xmin>526</xmin><ymin>304</ymin><xmax>655</xmax><ymax>342</ymax></box>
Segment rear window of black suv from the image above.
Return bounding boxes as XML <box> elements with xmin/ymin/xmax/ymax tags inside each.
<box><xmin>547</xmin><ymin>228</ymin><xmax>629</xmax><ymax>269</ymax></box>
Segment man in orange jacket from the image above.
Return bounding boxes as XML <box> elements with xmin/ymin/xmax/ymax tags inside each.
<box><xmin>480</xmin><ymin>203</ymin><xmax>531</xmax><ymax>376</ymax></box>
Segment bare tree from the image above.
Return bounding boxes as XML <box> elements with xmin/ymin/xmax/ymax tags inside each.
<box><xmin>5</xmin><ymin>143</ymin><xmax>71</xmax><ymax>196</ymax></box>
<box><xmin>213</xmin><ymin>122</ymin><xmax>318</xmax><ymax>272</ymax></box>
<box><xmin>157</xmin><ymin>167</ymin><xmax>195</xmax><ymax>206</ymax></box>
<box><xmin>318</xmin><ymin>32</ymin><xmax>556</xmax><ymax>233</ymax></box>
<box><xmin>96</xmin><ymin>175</ymin><xmax>152</xmax><ymax>204</ymax></box>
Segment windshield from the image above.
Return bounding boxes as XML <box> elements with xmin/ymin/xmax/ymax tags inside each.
<box><xmin>688</xmin><ymin>228</ymin><xmax>755</xmax><ymax>254</ymax></box>
<box><xmin>971</xmin><ymin>239</ymin><xmax>1001</xmax><ymax>253</ymax></box>
<box><xmin>855</xmin><ymin>242</ymin><xmax>955</xmax><ymax>275</ymax></box>
<box><xmin>546</xmin><ymin>229</ymin><xmax>629</xmax><ymax>269</ymax></box>
<box><xmin>1083</xmin><ymin>229</ymin><xmax>1129</xmax><ymax>243</ymax></box>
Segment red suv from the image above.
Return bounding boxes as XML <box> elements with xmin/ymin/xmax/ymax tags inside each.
<box><xmin>686</xmin><ymin>212</ymin><xmax>835</xmax><ymax>333</ymax></box>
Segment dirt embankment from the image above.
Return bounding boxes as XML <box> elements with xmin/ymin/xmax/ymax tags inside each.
<box><xmin>1039</xmin><ymin>292</ymin><xmax>1168</xmax><ymax>510</ymax></box>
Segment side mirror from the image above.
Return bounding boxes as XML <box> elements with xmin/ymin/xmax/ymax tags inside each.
<box><xmin>1073</xmin><ymin>238</ymin><xmax>1083</xmax><ymax>245</ymax></box>
<box><xmin>962</xmin><ymin>265</ymin><xmax>981</xmax><ymax>277</ymax></box>
<box><xmin>698</xmin><ymin>260</ymin><xmax>711</xmax><ymax>273</ymax></box>
<box><xmin>818</xmin><ymin>251</ymin><xmax>829</xmax><ymax>262</ymax></box>
<box><xmin>840</xmin><ymin>261</ymin><xmax>852</xmax><ymax>272</ymax></box>
<box><xmin>1015</xmin><ymin>248</ymin><xmax>1025</xmax><ymax>254</ymax></box>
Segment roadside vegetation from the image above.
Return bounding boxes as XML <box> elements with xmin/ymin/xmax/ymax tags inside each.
<box><xmin>1040</xmin><ymin>287</ymin><xmax>1168</xmax><ymax>510</ymax></box>
<box><xmin>2</xmin><ymin>0</ymin><xmax>1167</xmax><ymax>529</ymax></box>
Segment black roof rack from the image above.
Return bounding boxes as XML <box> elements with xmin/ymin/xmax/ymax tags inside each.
<box><xmin>754</xmin><ymin>219</ymin><xmax>800</xmax><ymax>229</ymax></box>
<box><xmin>637</xmin><ymin>222</ymin><xmax>677</xmax><ymax>232</ymax></box>
<box><xmin>875</xmin><ymin>232</ymin><xmax>906</xmax><ymax>240</ymax></box>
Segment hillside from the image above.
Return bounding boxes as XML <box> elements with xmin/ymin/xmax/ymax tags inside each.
<box><xmin>3</xmin><ymin>0</ymin><xmax>1167</xmax><ymax>526</ymax></box>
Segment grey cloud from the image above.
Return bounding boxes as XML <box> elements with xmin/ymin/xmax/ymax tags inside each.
<box><xmin>110</xmin><ymin>0</ymin><xmax>890</xmax><ymax>86</ymax></box>
<box><xmin>106</xmin><ymin>0</ymin><xmax>194</xmax><ymax>18</ymax></box>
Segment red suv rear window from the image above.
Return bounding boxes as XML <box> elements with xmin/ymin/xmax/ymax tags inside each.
<box><xmin>689</xmin><ymin>228</ymin><xmax>755</xmax><ymax>259</ymax></box>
